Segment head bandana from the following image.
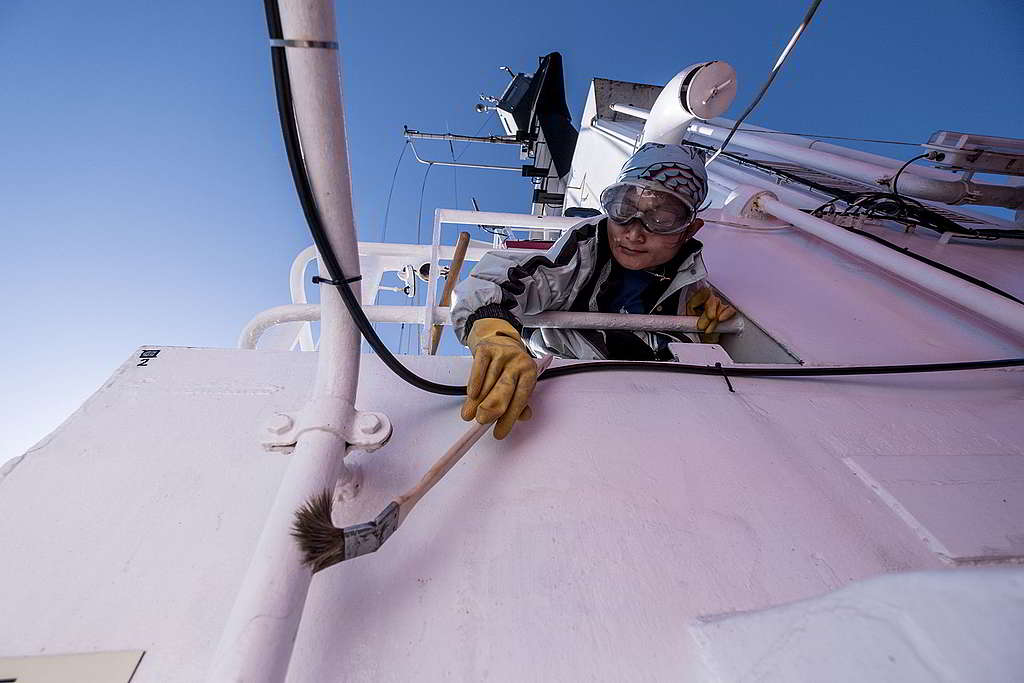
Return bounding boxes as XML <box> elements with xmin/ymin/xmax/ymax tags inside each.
<box><xmin>615</xmin><ymin>143</ymin><xmax>709</xmax><ymax>212</ymax></box>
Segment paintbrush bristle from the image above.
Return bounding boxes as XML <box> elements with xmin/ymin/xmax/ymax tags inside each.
<box><xmin>291</xmin><ymin>489</ymin><xmax>345</xmax><ymax>572</ymax></box>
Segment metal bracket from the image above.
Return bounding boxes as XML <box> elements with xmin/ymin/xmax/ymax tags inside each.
<box><xmin>261</xmin><ymin>402</ymin><xmax>392</xmax><ymax>502</ymax></box>
<box><xmin>261</xmin><ymin>402</ymin><xmax>392</xmax><ymax>455</ymax></box>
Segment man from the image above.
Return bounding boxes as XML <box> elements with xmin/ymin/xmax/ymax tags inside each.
<box><xmin>451</xmin><ymin>142</ymin><xmax>735</xmax><ymax>439</ymax></box>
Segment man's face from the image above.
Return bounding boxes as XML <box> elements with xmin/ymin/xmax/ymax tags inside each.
<box><xmin>608</xmin><ymin>214</ymin><xmax>703</xmax><ymax>270</ymax></box>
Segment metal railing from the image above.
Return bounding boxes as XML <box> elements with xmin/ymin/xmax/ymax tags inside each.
<box><xmin>239</xmin><ymin>210</ymin><xmax>746</xmax><ymax>352</ymax></box>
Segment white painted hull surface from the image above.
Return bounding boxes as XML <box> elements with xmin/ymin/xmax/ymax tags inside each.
<box><xmin>2</xmin><ymin>347</ymin><xmax>1021</xmax><ymax>680</ymax></box>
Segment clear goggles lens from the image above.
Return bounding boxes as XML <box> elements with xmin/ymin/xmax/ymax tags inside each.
<box><xmin>599</xmin><ymin>183</ymin><xmax>695</xmax><ymax>234</ymax></box>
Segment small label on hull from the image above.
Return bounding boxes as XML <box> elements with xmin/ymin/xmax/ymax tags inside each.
<box><xmin>137</xmin><ymin>349</ymin><xmax>160</xmax><ymax>367</ymax></box>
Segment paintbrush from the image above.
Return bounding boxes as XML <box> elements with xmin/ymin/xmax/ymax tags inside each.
<box><xmin>292</xmin><ymin>354</ymin><xmax>553</xmax><ymax>572</ymax></box>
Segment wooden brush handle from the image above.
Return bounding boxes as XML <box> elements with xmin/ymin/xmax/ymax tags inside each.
<box><xmin>394</xmin><ymin>420</ymin><xmax>490</xmax><ymax>524</ymax></box>
<box><xmin>394</xmin><ymin>354</ymin><xmax>553</xmax><ymax>525</ymax></box>
<box><xmin>428</xmin><ymin>231</ymin><xmax>470</xmax><ymax>355</ymax></box>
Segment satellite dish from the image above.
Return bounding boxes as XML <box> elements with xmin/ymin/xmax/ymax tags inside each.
<box><xmin>682</xmin><ymin>61</ymin><xmax>737</xmax><ymax>120</ymax></box>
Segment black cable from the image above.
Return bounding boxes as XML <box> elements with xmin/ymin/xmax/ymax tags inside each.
<box><xmin>264</xmin><ymin>0</ymin><xmax>464</xmax><ymax>394</ymax></box>
<box><xmin>833</xmin><ymin>222</ymin><xmax>1024</xmax><ymax>305</ymax></box>
<box><xmin>891</xmin><ymin>153</ymin><xmax>929</xmax><ymax>202</ymax></box>
<box><xmin>540</xmin><ymin>357</ymin><xmax>1024</xmax><ymax>381</ymax></box>
<box><xmin>263</xmin><ymin>0</ymin><xmax>1023</xmax><ymax>397</ymax></box>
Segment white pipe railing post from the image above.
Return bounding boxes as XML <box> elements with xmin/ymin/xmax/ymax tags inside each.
<box><xmin>288</xmin><ymin>246</ymin><xmax>318</xmax><ymax>351</ymax></box>
<box><xmin>239</xmin><ymin>304</ymin><xmax>745</xmax><ymax>350</ymax></box>
<box><xmin>208</xmin><ymin>1</ymin><xmax>375</xmax><ymax>681</ymax></box>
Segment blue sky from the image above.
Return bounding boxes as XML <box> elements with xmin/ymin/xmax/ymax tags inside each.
<box><xmin>2</xmin><ymin>0</ymin><xmax>1022</xmax><ymax>462</ymax></box>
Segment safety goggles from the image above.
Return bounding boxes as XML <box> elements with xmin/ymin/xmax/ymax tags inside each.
<box><xmin>599</xmin><ymin>180</ymin><xmax>696</xmax><ymax>234</ymax></box>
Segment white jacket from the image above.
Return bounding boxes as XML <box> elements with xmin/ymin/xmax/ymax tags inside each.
<box><xmin>452</xmin><ymin>217</ymin><xmax>709</xmax><ymax>360</ymax></box>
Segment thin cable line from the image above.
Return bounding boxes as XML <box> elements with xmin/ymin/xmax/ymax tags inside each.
<box><xmin>732</xmin><ymin>128</ymin><xmax>920</xmax><ymax>146</ymax></box>
<box><xmin>706</xmin><ymin>0</ymin><xmax>823</xmax><ymax>167</ymax></box>
<box><xmin>379</xmin><ymin>141</ymin><xmax>409</xmax><ymax>243</ymax></box>
<box><xmin>415</xmin><ymin>162</ymin><xmax>434</xmax><ymax>245</ymax></box>
<box><xmin>454</xmin><ymin>111</ymin><xmax>497</xmax><ymax>161</ymax></box>
<box><xmin>448</xmin><ymin>133</ymin><xmax>459</xmax><ymax>209</ymax></box>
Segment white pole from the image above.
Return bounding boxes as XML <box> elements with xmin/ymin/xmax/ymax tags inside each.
<box><xmin>757</xmin><ymin>196</ymin><xmax>1024</xmax><ymax>340</ymax></box>
<box><xmin>609</xmin><ymin>103</ymin><xmax>651</xmax><ymax>120</ymax></box>
<box><xmin>208</xmin><ymin>1</ymin><xmax>366</xmax><ymax>680</ymax></box>
<box><xmin>689</xmin><ymin>122</ymin><xmax>1023</xmax><ymax>210</ymax></box>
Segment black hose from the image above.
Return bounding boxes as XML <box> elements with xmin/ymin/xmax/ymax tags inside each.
<box><xmin>262</xmin><ymin>0</ymin><xmax>1024</xmax><ymax>396</ymax></box>
<box><xmin>542</xmin><ymin>357</ymin><xmax>1024</xmax><ymax>381</ymax></box>
<box><xmin>264</xmin><ymin>0</ymin><xmax>465</xmax><ymax>395</ymax></box>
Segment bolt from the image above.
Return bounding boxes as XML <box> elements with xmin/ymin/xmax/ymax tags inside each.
<box><xmin>357</xmin><ymin>413</ymin><xmax>382</xmax><ymax>435</ymax></box>
<box><xmin>266</xmin><ymin>413</ymin><xmax>293</xmax><ymax>436</ymax></box>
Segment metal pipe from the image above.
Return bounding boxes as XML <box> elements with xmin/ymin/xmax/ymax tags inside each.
<box><xmin>756</xmin><ymin>196</ymin><xmax>1024</xmax><ymax>339</ymax></box>
<box><xmin>239</xmin><ymin>303</ymin><xmax>321</xmax><ymax>350</ymax></box>
<box><xmin>288</xmin><ymin>246</ymin><xmax>317</xmax><ymax>351</ymax></box>
<box><xmin>240</xmin><ymin>304</ymin><xmax>745</xmax><ymax>350</ymax></box>
<box><xmin>208</xmin><ymin>2</ymin><xmax>366</xmax><ymax>681</ymax></box>
<box><xmin>422</xmin><ymin>210</ymin><xmax>444</xmax><ymax>352</ymax></box>
<box><xmin>409</xmin><ymin>142</ymin><xmax>520</xmax><ymax>172</ymax></box>
<box><xmin>403</xmin><ymin>126</ymin><xmax>521</xmax><ymax>145</ymax></box>
<box><xmin>523</xmin><ymin>311</ymin><xmax>744</xmax><ymax>334</ymax></box>
<box><xmin>689</xmin><ymin>122</ymin><xmax>1024</xmax><ymax>210</ymax></box>
<box><xmin>610</xmin><ymin>103</ymin><xmax>651</xmax><ymax>120</ymax></box>
<box><xmin>437</xmin><ymin>209</ymin><xmax>581</xmax><ymax>231</ymax></box>
<box><xmin>707</xmin><ymin>158</ymin><xmax>825</xmax><ymax>208</ymax></box>
<box><xmin>709</xmin><ymin>118</ymin><xmax>991</xmax><ymax>183</ymax></box>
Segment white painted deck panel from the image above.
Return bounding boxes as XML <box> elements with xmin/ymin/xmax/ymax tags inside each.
<box><xmin>3</xmin><ymin>347</ymin><xmax>1020</xmax><ymax>680</ymax></box>
<box><xmin>699</xmin><ymin>220</ymin><xmax>1024</xmax><ymax>365</ymax></box>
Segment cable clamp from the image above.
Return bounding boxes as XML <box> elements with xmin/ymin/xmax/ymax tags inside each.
<box><xmin>270</xmin><ymin>38</ymin><xmax>339</xmax><ymax>50</ymax></box>
<box><xmin>312</xmin><ymin>275</ymin><xmax>362</xmax><ymax>286</ymax></box>
<box><xmin>714</xmin><ymin>362</ymin><xmax>735</xmax><ymax>393</ymax></box>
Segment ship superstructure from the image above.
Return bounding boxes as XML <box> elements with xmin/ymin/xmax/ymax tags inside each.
<box><xmin>2</xmin><ymin>1</ymin><xmax>1023</xmax><ymax>681</ymax></box>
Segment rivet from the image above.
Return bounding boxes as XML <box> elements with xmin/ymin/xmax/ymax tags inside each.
<box><xmin>266</xmin><ymin>413</ymin><xmax>293</xmax><ymax>435</ymax></box>
<box><xmin>358</xmin><ymin>413</ymin><xmax>382</xmax><ymax>435</ymax></box>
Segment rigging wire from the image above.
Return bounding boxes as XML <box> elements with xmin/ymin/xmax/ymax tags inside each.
<box><xmin>449</xmin><ymin>137</ymin><xmax>459</xmax><ymax>208</ymax></box>
<box><xmin>454</xmin><ymin>111</ymin><xmax>497</xmax><ymax>161</ymax></box>
<box><xmin>415</xmin><ymin>162</ymin><xmax>434</xmax><ymax>246</ymax></box>
<box><xmin>730</xmin><ymin>128</ymin><xmax>920</xmax><ymax>146</ymax></box>
<box><xmin>379</xmin><ymin>141</ymin><xmax>409</xmax><ymax>243</ymax></box>
<box><xmin>263</xmin><ymin>0</ymin><xmax>1023</xmax><ymax>398</ymax></box>
<box><xmin>706</xmin><ymin>0</ymin><xmax>823</xmax><ymax>167</ymax></box>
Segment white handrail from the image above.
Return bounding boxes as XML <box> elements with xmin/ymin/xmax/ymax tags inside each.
<box><xmin>239</xmin><ymin>304</ymin><xmax>744</xmax><ymax>350</ymax></box>
<box><xmin>420</xmin><ymin>210</ymin><xmax>582</xmax><ymax>353</ymax></box>
<box><xmin>288</xmin><ymin>246</ymin><xmax>317</xmax><ymax>351</ymax></box>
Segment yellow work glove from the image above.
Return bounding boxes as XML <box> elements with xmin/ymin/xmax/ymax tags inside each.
<box><xmin>461</xmin><ymin>318</ymin><xmax>537</xmax><ymax>440</ymax></box>
<box><xmin>685</xmin><ymin>287</ymin><xmax>737</xmax><ymax>338</ymax></box>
